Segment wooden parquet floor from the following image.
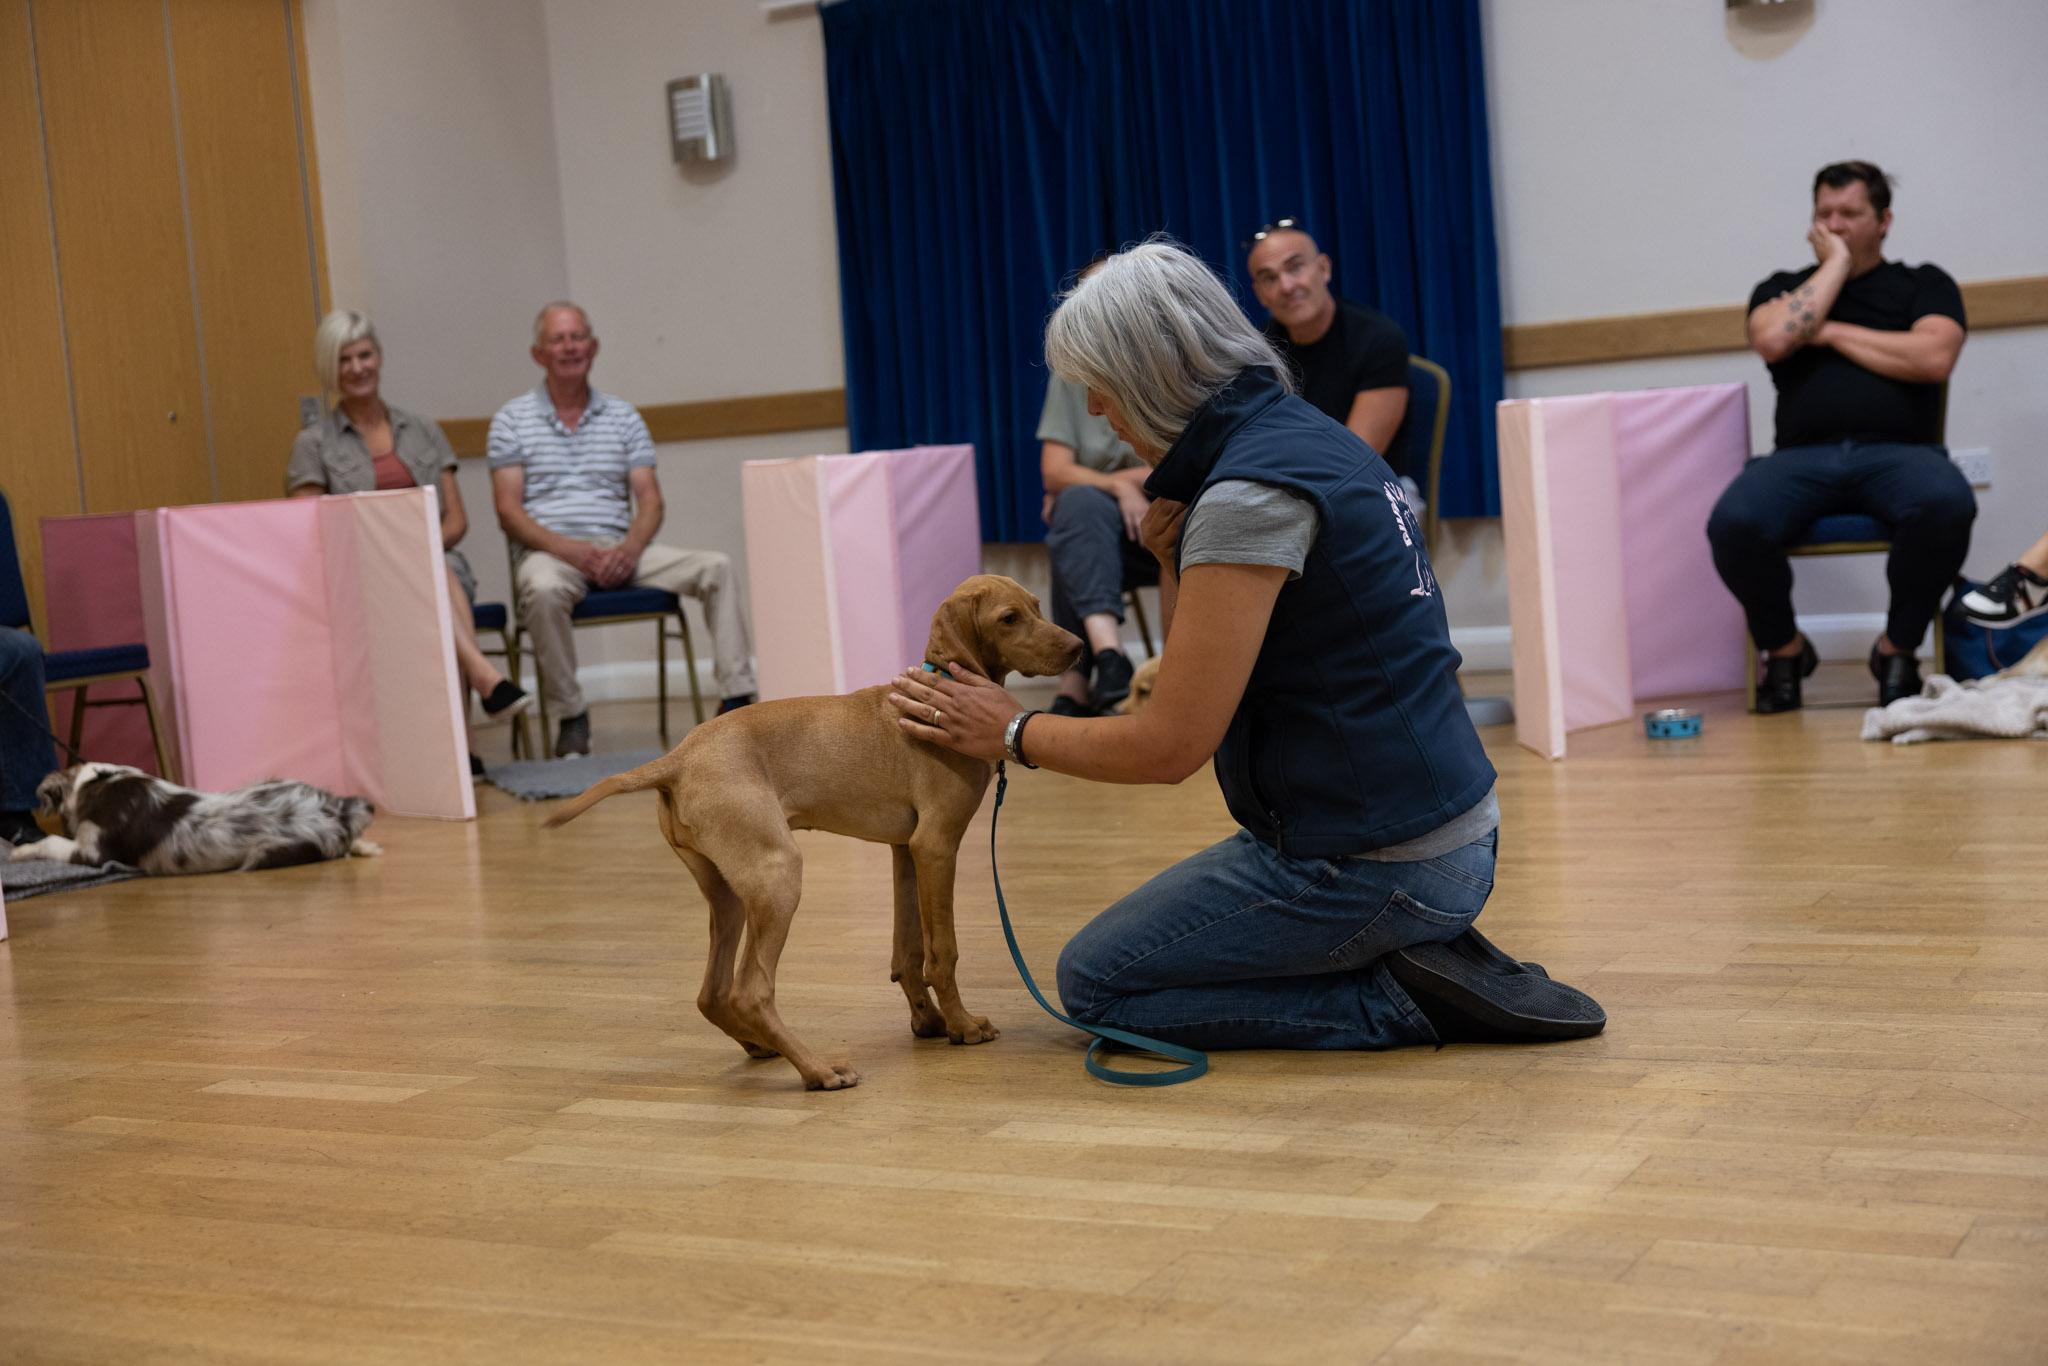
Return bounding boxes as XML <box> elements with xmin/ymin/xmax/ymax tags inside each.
<box><xmin>2</xmin><ymin>668</ymin><xmax>2044</xmax><ymax>1364</ymax></box>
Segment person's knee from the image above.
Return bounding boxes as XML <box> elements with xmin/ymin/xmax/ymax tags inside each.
<box><xmin>1910</xmin><ymin>472</ymin><xmax>1978</xmax><ymax>539</ymax></box>
<box><xmin>1706</xmin><ymin>489</ymin><xmax>1774</xmax><ymax>558</ymax></box>
<box><xmin>1048</xmin><ymin>485</ymin><xmax>1117</xmax><ymax>534</ymax></box>
<box><xmin>1055</xmin><ymin>937</ymin><xmax>1108</xmax><ymax>1024</ymax></box>
<box><xmin>518</xmin><ymin>573</ymin><xmax>577</xmax><ymax>615</ymax></box>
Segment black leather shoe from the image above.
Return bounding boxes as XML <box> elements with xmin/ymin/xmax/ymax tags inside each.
<box><xmin>1389</xmin><ymin>928</ymin><xmax>1606</xmax><ymax>1042</ymax></box>
<box><xmin>1089</xmin><ymin>648</ymin><xmax>1135</xmax><ymax>712</ymax></box>
<box><xmin>1869</xmin><ymin>641</ymin><xmax>1922</xmax><ymax>706</ymax></box>
<box><xmin>1755</xmin><ymin>635</ymin><xmax>1819</xmax><ymax>714</ymax></box>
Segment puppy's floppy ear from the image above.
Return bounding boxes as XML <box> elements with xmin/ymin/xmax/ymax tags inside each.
<box><xmin>924</xmin><ymin>581</ymin><xmax>994</xmax><ymax>677</ymax></box>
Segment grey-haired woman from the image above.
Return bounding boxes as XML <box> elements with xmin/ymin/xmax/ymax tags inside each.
<box><xmin>889</xmin><ymin>241</ymin><xmax>1604</xmax><ymax>1053</ymax></box>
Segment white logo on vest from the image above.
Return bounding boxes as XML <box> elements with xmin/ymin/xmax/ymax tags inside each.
<box><xmin>1384</xmin><ymin>480</ymin><xmax>1436</xmax><ymax>599</ymax></box>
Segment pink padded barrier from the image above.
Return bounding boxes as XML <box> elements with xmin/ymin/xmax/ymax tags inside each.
<box><xmin>742</xmin><ymin>445</ymin><xmax>981</xmax><ymax>700</ymax></box>
<box><xmin>39</xmin><ymin>513</ymin><xmax>160</xmax><ymax>773</ymax></box>
<box><xmin>49</xmin><ymin>489</ymin><xmax>471</xmax><ymax>818</ymax></box>
<box><xmin>1497</xmin><ymin>384</ymin><xmax>1751</xmax><ymax>759</ymax></box>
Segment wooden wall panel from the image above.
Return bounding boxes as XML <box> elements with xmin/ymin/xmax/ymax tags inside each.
<box><xmin>0</xmin><ymin>0</ymin><xmax>82</xmax><ymax>632</ymax></box>
<box><xmin>169</xmin><ymin>0</ymin><xmax>324</xmax><ymax>503</ymax></box>
<box><xmin>33</xmin><ymin>0</ymin><xmax>214</xmax><ymax>515</ymax></box>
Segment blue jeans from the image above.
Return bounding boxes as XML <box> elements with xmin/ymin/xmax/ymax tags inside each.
<box><xmin>1055</xmin><ymin>827</ymin><xmax>1498</xmax><ymax>1050</ymax></box>
<box><xmin>1706</xmin><ymin>441</ymin><xmax>1975</xmax><ymax>652</ymax></box>
<box><xmin>1044</xmin><ymin>485</ymin><xmax>1157</xmax><ymax>637</ymax></box>
<box><xmin>1</xmin><ymin>627</ymin><xmax>57</xmax><ymax>812</ymax></box>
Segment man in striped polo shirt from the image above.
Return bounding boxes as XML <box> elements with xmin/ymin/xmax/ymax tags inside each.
<box><xmin>490</xmin><ymin>301</ymin><xmax>757</xmax><ymax>757</ymax></box>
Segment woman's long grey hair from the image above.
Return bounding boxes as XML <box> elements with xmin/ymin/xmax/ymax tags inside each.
<box><xmin>1043</xmin><ymin>239</ymin><xmax>1292</xmax><ymax>456</ymax></box>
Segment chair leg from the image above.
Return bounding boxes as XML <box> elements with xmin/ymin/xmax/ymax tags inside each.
<box><xmin>531</xmin><ymin>632</ymin><xmax>551</xmax><ymax>759</ymax></box>
<box><xmin>69</xmin><ymin>684</ymin><xmax>88</xmax><ymax>756</ymax></box>
<box><xmin>1126</xmin><ymin>588</ymin><xmax>1156</xmax><ymax>657</ymax></box>
<box><xmin>135</xmin><ymin>674</ymin><xmax>177</xmax><ymax>783</ymax></box>
<box><xmin>1744</xmin><ymin>632</ymin><xmax>1758</xmax><ymax>713</ymax></box>
<box><xmin>679</xmin><ymin>610</ymin><xmax>704</xmax><ymax>724</ymax></box>
<box><xmin>655</xmin><ymin>618</ymin><xmax>671</xmax><ymax>751</ymax></box>
<box><xmin>504</xmin><ymin>629</ymin><xmax>531</xmax><ymax>761</ymax></box>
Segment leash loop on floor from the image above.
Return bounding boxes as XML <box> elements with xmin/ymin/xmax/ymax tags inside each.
<box><xmin>989</xmin><ymin>763</ymin><xmax>1207</xmax><ymax>1087</ymax></box>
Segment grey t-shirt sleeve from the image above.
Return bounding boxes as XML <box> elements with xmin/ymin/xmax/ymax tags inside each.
<box><xmin>285</xmin><ymin>426</ymin><xmax>328</xmax><ymax>494</ymax></box>
<box><xmin>1178</xmin><ymin>479</ymin><xmax>1320</xmax><ymax>578</ymax></box>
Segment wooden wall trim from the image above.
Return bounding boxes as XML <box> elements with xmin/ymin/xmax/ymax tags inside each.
<box><xmin>442</xmin><ymin>386</ymin><xmax>847</xmax><ymax>457</ymax></box>
<box><xmin>442</xmin><ymin>275</ymin><xmax>2048</xmax><ymax>452</ymax></box>
<box><xmin>1503</xmin><ymin>272</ymin><xmax>2048</xmax><ymax>371</ymax></box>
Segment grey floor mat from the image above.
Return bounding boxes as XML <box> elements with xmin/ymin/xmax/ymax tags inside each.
<box><xmin>482</xmin><ymin>748</ymin><xmax>665</xmax><ymax>801</ymax></box>
<box><xmin>0</xmin><ymin>839</ymin><xmax>143</xmax><ymax>901</ymax></box>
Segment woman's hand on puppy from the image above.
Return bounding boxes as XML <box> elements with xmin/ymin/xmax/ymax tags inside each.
<box><xmin>888</xmin><ymin>664</ymin><xmax>1023</xmax><ymax>762</ymax></box>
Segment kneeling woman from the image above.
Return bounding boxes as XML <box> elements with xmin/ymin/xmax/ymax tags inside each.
<box><xmin>891</xmin><ymin>242</ymin><xmax>1603</xmax><ymax>1051</ymax></box>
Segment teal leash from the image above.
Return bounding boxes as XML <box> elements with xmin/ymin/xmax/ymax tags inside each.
<box><xmin>989</xmin><ymin>762</ymin><xmax>1208</xmax><ymax>1087</ymax></box>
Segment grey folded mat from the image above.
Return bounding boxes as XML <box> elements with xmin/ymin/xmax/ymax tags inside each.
<box><xmin>482</xmin><ymin>748</ymin><xmax>664</xmax><ymax>801</ymax></box>
<box><xmin>0</xmin><ymin>838</ymin><xmax>143</xmax><ymax>901</ymax></box>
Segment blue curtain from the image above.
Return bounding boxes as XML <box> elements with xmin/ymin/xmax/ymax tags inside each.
<box><xmin>822</xmin><ymin>0</ymin><xmax>1503</xmax><ymax>539</ymax></box>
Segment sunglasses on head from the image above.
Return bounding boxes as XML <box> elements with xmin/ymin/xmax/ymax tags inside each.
<box><xmin>1241</xmin><ymin>217</ymin><xmax>1306</xmax><ymax>251</ymax></box>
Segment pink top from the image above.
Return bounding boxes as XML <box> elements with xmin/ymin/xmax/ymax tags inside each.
<box><xmin>371</xmin><ymin>449</ymin><xmax>416</xmax><ymax>491</ymax></box>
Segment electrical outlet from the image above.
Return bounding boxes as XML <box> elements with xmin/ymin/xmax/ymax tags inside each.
<box><xmin>1951</xmin><ymin>446</ymin><xmax>1993</xmax><ymax>489</ymax></box>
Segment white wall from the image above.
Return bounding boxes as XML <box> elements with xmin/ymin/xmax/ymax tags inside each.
<box><xmin>1474</xmin><ymin>0</ymin><xmax>2048</xmax><ymax>651</ymax></box>
<box><xmin>306</xmin><ymin>0</ymin><xmax>2048</xmax><ymax>689</ymax></box>
<box><xmin>302</xmin><ymin>0</ymin><xmax>570</xmax><ymax>418</ymax></box>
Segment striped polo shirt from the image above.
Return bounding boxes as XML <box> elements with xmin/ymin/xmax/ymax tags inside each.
<box><xmin>487</xmin><ymin>386</ymin><xmax>656</xmax><ymax>540</ymax></box>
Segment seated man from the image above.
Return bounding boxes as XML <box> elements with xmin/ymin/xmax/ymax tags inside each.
<box><xmin>1038</xmin><ymin>260</ymin><xmax>1154</xmax><ymax>714</ymax></box>
<box><xmin>490</xmin><ymin>302</ymin><xmax>757</xmax><ymax>757</ymax></box>
<box><xmin>1246</xmin><ymin>217</ymin><xmax>1418</xmax><ymax>507</ymax></box>
<box><xmin>1</xmin><ymin>626</ymin><xmax>58</xmax><ymax>845</ymax></box>
<box><xmin>1707</xmin><ymin>161</ymin><xmax>1974</xmax><ymax>711</ymax></box>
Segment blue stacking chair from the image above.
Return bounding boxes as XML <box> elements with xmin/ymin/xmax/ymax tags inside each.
<box><xmin>0</xmin><ymin>489</ymin><xmax>176</xmax><ymax>781</ymax></box>
<box><xmin>1407</xmin><ymin>355</ymin><xmax>1452</xmax><ymax>554</ymax></box>
<box><xmin>505</xmin><ymin>547</ymin><xmax>706</xmax><ymax>753</ymax></box>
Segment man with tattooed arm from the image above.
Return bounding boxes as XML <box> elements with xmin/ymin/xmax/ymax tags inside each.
<box><xmin>1706</xmin><ymin>160</ymin><xmax>1973</xmax><ymax>711</ymax></box>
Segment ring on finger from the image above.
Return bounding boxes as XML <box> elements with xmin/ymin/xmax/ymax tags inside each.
<box><xmin>931</xmin><ymin>705</ymin><xmax>943</xmax><ymax>726</ymax></box>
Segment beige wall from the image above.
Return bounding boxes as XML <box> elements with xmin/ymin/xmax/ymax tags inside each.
<box><xmin>304</xmin><ymin>0</ymin><xmax>2048</xmax><ymax>688</ymax></box>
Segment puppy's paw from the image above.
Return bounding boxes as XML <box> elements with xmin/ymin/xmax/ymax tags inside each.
<box><xmin>10</xmin><ymin>836</ymin><xmax>72</xmax><ymax>863</ymax></box>
<box><xmin>947</xmin><ymin>1016</ymin><xmax>1000</xmax><ymax>1045</ymax></box>
<box><xmin>348</xmin><ymin>839</ymin><xmax>383</xmax><ymax>858</ymax></box>
<box><xmin>803</xmin><ymin>1063</ymin><xmax>861</xmax><ymax>1091</ymax></box>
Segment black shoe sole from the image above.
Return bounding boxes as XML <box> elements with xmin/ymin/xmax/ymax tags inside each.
<box><xmin>1389</xmin><ymin>938</ymin><xmax>1606</xmax><ymax>1040</ymax></box>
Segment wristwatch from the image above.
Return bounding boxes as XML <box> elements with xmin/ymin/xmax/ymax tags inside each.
<box><xmin>1003</xmin><ymin>709</ymin><xmax>1042</xmax><ymax>769</ymax></box>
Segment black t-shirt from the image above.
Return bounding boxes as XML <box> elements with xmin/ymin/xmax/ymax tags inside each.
<box><xmin>1263</xmin><ymin>298</ymin><xmax>1413</xmax><ymax>476</ymax></box>
<box><xmin>1749</xmin><ymin>260</ymin><xmax>1965</xmax><ymax>448</ymax></box>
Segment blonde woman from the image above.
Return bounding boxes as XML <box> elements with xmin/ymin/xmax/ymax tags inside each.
<box><xmin>287</xmin><ymin>311</ymin><xmax>530</xmax><ymax>770</ymax></box>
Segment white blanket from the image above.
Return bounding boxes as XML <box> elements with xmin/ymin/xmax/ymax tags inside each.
<box><xmin>1861</xmin><ymin>673</ymin><xmax>2048</xmax><ymax>745</ymax></box>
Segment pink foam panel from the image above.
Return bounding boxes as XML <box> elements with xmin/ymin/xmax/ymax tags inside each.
<box><xmin>1497</xmin><ymin>401</ymin><xmax>1565</xmax><ymax>759</ymax></box>
<box><xmin>743</xmin><ymin>457</ymin><xmax>838</xmax><ymax>700</ymax></box>
<box><xmin>39</xmin><ymin>512</ymin><xmax>158</xmax><ymax>772</ymax></box>
<box><xmin>153</xmin><ymin>499</ymin><xmax>346</xmax><ymax>793</ymax></box>
<box><xmin>886</xmin><ymin>446</ymin><xmax>982</xmax><ymax>674</ymax></box>
<box><xmin>322</xmin><ymin>490</ymin><xmax>472</xmax><ymax>820</ymax></box>
<box><xmin>1536</xmin><ymin>396</ymin><xmax>1636</xmax><ymax>735</ymax></box>
<box><xmin>1611</xmin><ymin>384</ymin><xmax>1751</xmax><ymax>698</ymax></box>
<box><xmin>820</xmin><ymin>451</ymin><xmax>905</xmax><ymax>693</ymax></box>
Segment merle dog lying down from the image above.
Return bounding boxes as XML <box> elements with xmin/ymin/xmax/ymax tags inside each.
<box><xmin>8</xmin><ymin>763</ymin><xmax>379</xmax><ymax>874</ymax></box>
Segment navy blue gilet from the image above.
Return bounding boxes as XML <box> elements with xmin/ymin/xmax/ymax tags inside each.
<box><xmin>1144</xmin><ymin>366</ymin><xmax>1495</xmax><ymax>857</ymax></box>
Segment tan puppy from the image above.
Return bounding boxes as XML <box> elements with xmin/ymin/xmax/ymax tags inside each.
<box><xmin>1116</xmin><ymin>655</ymin><xmax>1161</xmax><ymax>714</ymax></box>
<box><xmin>545</xmin><ymin>575</ymin><xmax>1081</xmax><ymax>1090</ymax></box>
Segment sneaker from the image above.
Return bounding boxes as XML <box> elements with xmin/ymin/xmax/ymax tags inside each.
<box><xmin>554</xmin><ymin>712</ymin><xmax>591</xmax><ymax>758</ymax></box>
<box><xmin>1755</xmin><ymin>635</ymin><xmax>1818</xmax><ymax>714</ymax></box>
<box><xmin>1048</xmin><ymin>694</ymin><xmax>1096</xmax><ymax>718</ymax></box>
<box><xmin>480</xmin><ymin>679</ymin><xmax>532</xmax><ymax>719</ymax></box>
<box><xmin>1089</xmin><ymin>648</ymin><xmax>1135</xmax><ymax>712</ymax></box>
<box><xmin>716</xmin><ymin>693</ymin><xmax>756</xmax><ymax>716</ymax></box>
<box><xmin>0</xmin><ymin>810</ymin><xmax>42</xmax><ymax>845</ymax></box>
<box><xmin>1959</xmin><ymin>563</ymin><xmax>2048</xmax><ymax>629</ymax></box>
<box><xmin>1869</xmin><ymin>641</ymin><xmax>1922</xmax><ymax>706</ymax></box>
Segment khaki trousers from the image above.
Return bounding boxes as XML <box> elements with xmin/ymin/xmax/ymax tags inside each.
<box><xmin>514</xmin><ymin>541</ymin><xmax>757</xmax><ymax>718</ymax></box>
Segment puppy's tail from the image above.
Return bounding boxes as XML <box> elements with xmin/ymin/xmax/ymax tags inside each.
<box><xmin>541</xmin><ymin>750</ymin><xmax>690</xmax><ymax>829</ymax></box>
